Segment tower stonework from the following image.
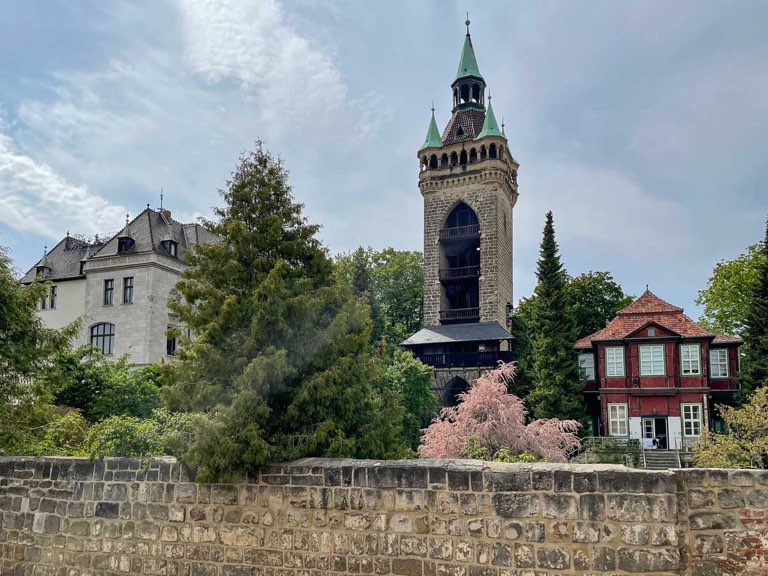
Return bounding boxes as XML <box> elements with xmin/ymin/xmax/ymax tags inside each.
<box><xmin>403</xmin><ymin>21</ymin><xmax>518</xmax><ymax>407</ymax></box>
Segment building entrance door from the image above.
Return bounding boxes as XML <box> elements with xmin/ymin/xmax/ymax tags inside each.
<box><xmin>642</xmin><ymin>417</ymin><xmax>668</xmax><ymax>449</ymax></box>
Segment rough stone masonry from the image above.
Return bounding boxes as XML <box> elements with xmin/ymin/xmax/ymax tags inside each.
<box><xmin>1</xmin><ymin>457</ymin><xmax>767</xmax><ymax>576</ymax></box>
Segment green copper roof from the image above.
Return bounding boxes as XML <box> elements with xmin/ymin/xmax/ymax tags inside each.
<box><xmin>455</xmin><ymin>32</ymin><xmax>482</xmax><ymax>81</ymax></box>
<box><xmin>476</xmin><ymin>97</ymin><xmax>503</xmax><ymax>139</ymax></box>
<box><xmin>419</xmin><ymin>108</ymin><xmax>442</xmax><ymax>151</ymax></box>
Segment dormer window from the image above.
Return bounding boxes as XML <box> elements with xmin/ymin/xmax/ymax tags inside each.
<box><xmin>36</xmin><ymin>266</ymin><xmax>49</xmax><ymax>277</ymax></box>
<box><xmin>117</xmin><ymin>237</ymin><xmax>135</xmax><ymax>253</ymax></box>
<box><xmin>162</xmin><ymin>240</ymin><xmax>178</xmax><ymax>258</ymax></box>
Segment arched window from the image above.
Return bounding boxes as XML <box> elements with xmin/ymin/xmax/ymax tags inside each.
<box><xmin>480</xmin><ymin>145</ymin><xmax>487</xmax><ymax>160</ymax></box>
<box><xmin>445</xmin><ymin>202</ymin><xmax>479</xmax><ymax>229</ymax></box>
<box><xmin>90</xmin><ymin>323</ymin><xmax>115</xmax><ymax>355</ymax></box>
<box><xmin>429</xmin><ymin>154</ymin><xmax>438</xmax><ymax>169</ymax></box>
<box><xmin>450</xmin><ymin>151</ymin><xmax>458</xmax><ymax>167</ymax></box>
<box><xmin>472</xmin><ymin>84</ymin><xmax>480</xmax><ymax>103</ymax></box>
<box><xmin>460</xmin><ymin>84</ymin><xmax>470</xmax><ymax>103</ymax></box>
<box><xmin>421</xmin><ymin>156</ymin><xmax>428</xmax><ymax>171</ymax></box>
<box><xmin>459</xmin><ymin>150</ymin><xmax>468</xmax><ymax>165</ymax></box>
<box><xmin>444</xmin><ymin>376</ymin><xmax>469</xmax><ymax>407</ymax></box>
<box><xmin>469</xmin><ymin>148</ymin><xmax>477</xmax><ymax>163</ymax></box>
<box><xmin>440</xmin><ymin>153</ymin><xmax>449</xmax><ymax>168</ymax></box>
<box><xmin>511</xmin><ymin>170</ymin><xmax>517</xmax><ymax>184</ymax></box>
<box><xmin>489</xmin><ymin>143</ymin><xmax>497</xmax><ymax>159</ymax></box>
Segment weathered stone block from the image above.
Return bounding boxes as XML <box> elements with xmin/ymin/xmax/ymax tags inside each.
<box><xmin>617</xmin><ymin>548</ymin><xmax>680</xmax><ymax>572</ymax></box>
<box><xmin>492</xmin><ymin>494</ymin><xmax>539</xmax><ymax>518</ymax></box>
<box><xmin>536</xmin><ymin>547</ymin><xmax>569</xmax><ymax>569</ymax></box>
<box><xmin>392</xmin><ymin>558</ymin><xmax>423</xmax><ymax>576</ymax></box>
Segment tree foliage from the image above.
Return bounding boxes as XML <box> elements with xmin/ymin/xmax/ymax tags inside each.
<box><xmin>696</xmin><ymin>242</ymin><xmax>766</xmax><ymax>337</ymax></box>
<box><xmin>335</xmin><ymin>247</ymin><xmax>423</xmax><ymax>347</ymax></box>
<box><xmin>739</xmin><ymin>218</ymin><xmax>768</xmax><ymax>399</ymax></box>
<box><xmin>163</xmin><ymin>142</ymin><xmax>408</xmax><ymax>480</ymax></box>
<box><xmin>693</xmin><ymin>388</ymin><xmax>768</xmax><ymax>469</ymax></box>
<box><xmin>526</xmin><ymin>212</ymin><xmax>587</xmax><ymax>425</ymax></box>
<box><xmin>0</xmin><ymin>246</ymin><xmax>79</xmax><ymax>448</ymax></box>
<box><xmin>419</xmin><ymin>363</ymin><xmax>580</xmax><ymax>462</ymax></box>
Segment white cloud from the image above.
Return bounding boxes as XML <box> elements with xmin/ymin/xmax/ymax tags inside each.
<box><xmin>518</xmin><ymin>162</ymin><xmax>689</xmax><ymax>259</ymax></box>
<box><xmin>178</xmin><ymin>0</ymin><xmax>346</xmax><ymax>130</ymax></box>
<box><xmin>0</xmin><ymin>119</ymin><xmax>127</xmax><ymax>239</ymax></box>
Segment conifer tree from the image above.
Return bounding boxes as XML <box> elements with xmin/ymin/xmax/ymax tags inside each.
<box><xmin>738</xmin><ymin>216</ymin><xmax>768</xmax><ymax>401</ymax></box>
<box><xmin>527</xmin><ymin>212</ymin><xmax>587</xmax><ymax>425</ymax></box>
<box><xmin>164</xmin><ymin>143</ymin><xmax>407</xmax><ymax>480</ymax></box>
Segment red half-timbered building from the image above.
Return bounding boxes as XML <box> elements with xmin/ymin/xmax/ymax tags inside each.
<box><xmin>575</xmin><ymin>290</ymin><xmax>742</xmax><ymax>449</ymax></box>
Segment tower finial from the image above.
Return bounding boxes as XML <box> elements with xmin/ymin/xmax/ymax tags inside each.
<box><xmin>431</xmin><ymin>100</ymin><xmax>435</xmax><ymax>113</ymax></box>
<box><xmin>465</xmin><ymin>13</ymin><xmax>470</xmax><ymax>35</ymax></box>
<box><xmin>160</xmin><ymin>187</ymin><xmax>164</xmax><ymax>210</ymax></box>
<box><xmin>125</xmin><ymin>212</ymin><xmax>130</xmax><ymax>226</ymax></box>
<box><xmin>501</xmin><ymin>116</ymin><xmax>506</xmax><ymax>135</ymax></box>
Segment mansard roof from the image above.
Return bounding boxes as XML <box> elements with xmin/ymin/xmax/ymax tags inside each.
<box><xmin>574</xmin><ymin>290</ymin><xmax>733</xmax><ymax>349</ymax></box>
<box><xmin>442</xmin><ymin>108</ymin><xmax>486</xmax><ymax>145</ymax></box>
<box><xmin>19</xmin><ymin>236</ymin><xmax>102</xmax><ymax>283</ymax></box>
<box><xmin>400</xmin><ymin>321</ymin><xmax>512</xmax><ymax>346</ymax></box>
<box><xmin>91</xmin><ymin>208</ymin><xmax>219</xmax><ymax>263</ymax></box>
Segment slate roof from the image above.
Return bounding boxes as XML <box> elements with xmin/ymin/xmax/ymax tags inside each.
<box><xmin>22</xmin><ymin>208</ymin><xmax>220</xmax><ymax>283</ymax></box>
<box><xmin>442</xmin><ymin>108</ymin><xmax>486</xmax><ymax>145</ymax></box>
<box><xmin>574</xmin><ymin>290</ymin><xmax>735</xmax><ymax>349</ymax></box>
<box><xmin>20</xmin><ymin>236</ymin><xmax>103</xmax><ymax>283</ymax></box>
<box><xmin>400</xmin><ymin>321</ymin><xmax>512</xmax><ymax>347</ymax></box>
<box><xmin>91</xmin><ymin>208</ymin><xmax>219</xmax><ymax>262</ymax></box>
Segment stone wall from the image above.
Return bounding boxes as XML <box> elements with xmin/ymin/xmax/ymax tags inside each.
<box><xmin>1</xmin><ymin>458</ymin><xmax>767</xmax><ymax>576</ymax></box>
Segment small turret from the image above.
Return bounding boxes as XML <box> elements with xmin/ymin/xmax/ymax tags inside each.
<box><xmin>419</xmin><ymin>107</ymin><xmax>443</xmax><ymax>151</ymax></box>
<box><xmin>451</xmin><ymin>19</ymin><xmax>486</xmax><ymax>112</ymax></box>
<box><xmin>475</xmin><ymin>94</ymin><xmax>503</xmax><ymax>140</ymax></box>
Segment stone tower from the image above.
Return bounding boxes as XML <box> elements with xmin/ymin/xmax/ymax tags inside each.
<box><xmin>402</xmin><ymin>20</ymin><xmax>519</xmax><ymax>406</ymax></box>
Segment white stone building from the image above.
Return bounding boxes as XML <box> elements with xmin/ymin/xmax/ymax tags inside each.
<box><xmin>21</xmin><ymin>207</ymin><xmax>219</xmax><ymax>366</ymax></box>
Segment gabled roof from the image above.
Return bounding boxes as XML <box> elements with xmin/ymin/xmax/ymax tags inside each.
<box><xmin>442</xmin><ymin>108</ymin><xmax>486</xmax><ymax>145</ymax></box>
<box><xmin>574</xmin><ymin>290</ymin><xmax>734</xmax><ymax>349</ymax></box>
<box><xmin>91</xmin><ymin>208</ymin><xmax>219</xmax><ymax>263</ymax></box>
<box><xmin>20</xmin><ymin>236</ymin><xmax>99</xmax><ymax>283</ymax></box>
<box><xmin>400</xmin><ymin>321</ymin><xmax>512</xmax><ymax>347</ymax></box>
<box><xmin>712</xmin><ymin>334</ymin><xmax>744</xmax><ymax>345</ymax></box>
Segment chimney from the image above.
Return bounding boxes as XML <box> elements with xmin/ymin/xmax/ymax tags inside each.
<box><xmin>160</xmin><ymin>209</ymin><xmax>172</xmax><ymax>222</ymax></box>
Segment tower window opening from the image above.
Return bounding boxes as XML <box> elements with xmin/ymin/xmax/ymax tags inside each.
<box><xmin>460</xmin><ymin>150</ymin><xmax>468</xmax><ymax>165</ymax></box>
<box><xmin>450</xmin><ymin>151</ymin><xmax>458</xmax><ymax>167</ymax></box>
<box><xmin>472</xmin><ymin>84</ymin><xmax>480</xmax><ymax>103</ymax></box>
<box><xmin>453</xmin><ymin>88</ymin><xmax>458</xmax><ymax>107</ymax></box>
<box><xmin>441</xmin><ymin>153</ymin><xmax>449</xmax><ymax>168</ymax></box>
<box><xmin>489</xmin><ymin>143</ymin><xmax>497</xmax><ymax>159</ymax></box>
<box><xmin>469</xmin><ymin>148</ymin><xmax>477</xmax><ymax>163</ymax></box>
<box><xmin>460</xmin><ymin>84</ymin><xmax>470</xmax><ymax>103</ymax></box>
<box><xmin>430</xmin><ymin>154</ymin><xmax>438</xmax><ymax>169</ymax></box>
<box><xmin>480</xmin><ymin>145</ymin><xmax>487</xmax><ymax>160</ymax></box>
<box><xmin>421</xmin><ymin>156</ymin><xmax>428</xmax><ymax>171</ymax></box>
<box><xmin>445</xmin><ymin>202</ymin><xmax>479</xmax><ymax>229</ymax></box>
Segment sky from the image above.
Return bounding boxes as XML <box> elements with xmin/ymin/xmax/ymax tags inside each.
<box><xmin>1</xmin><ymin>0</ymin><xmax>767</xmax><ymax>317</ymax></box>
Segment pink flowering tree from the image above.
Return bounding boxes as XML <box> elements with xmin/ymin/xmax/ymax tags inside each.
<box><xmin>418</xmin><ymin>362</ymin><xmax>580</xmax><ymax>462</ymax></box>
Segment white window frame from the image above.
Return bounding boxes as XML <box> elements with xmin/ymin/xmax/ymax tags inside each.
<box><xmin>578</xmin><ymin>353</ymin><xmax>595</xmax><ymax>380</ymax></box>
<box><xmin>682</xmin><ymin>403</ymin><xmax>703</xmax><ymax>437</ymax></box>
<box><xmin>710</xmin><ymin>349</ymin><xmax>729</xmax><ymax>378</ymax></box>
<box><xmin>608</xmin><ymin>403</ymin><xmax>628</xmax><ymax>437</ymax></box>
<box><xmin>49</xmin><ymin>285</ymin><xmax>57</xmax><ymax>309</ymax></box>
<box><xmin>639</xmin><ymin>344</ymin><xmax>665</xmax><ymax>376</ymax></box>
<box><xmin>605</xmin><ymin>346</ymin><xmax>625</xmax><ymax>377</ymax></box>
<box><xmin>680</xmin><ymin>343</ymin><xmax>701</xmax><ymax>376</ymax></box>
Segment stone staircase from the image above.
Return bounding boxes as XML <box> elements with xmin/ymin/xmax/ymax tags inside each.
<box><xmin>642</xmin><ymin>449</ymin><xmax>680</xmax><ymax>469</ymax></box>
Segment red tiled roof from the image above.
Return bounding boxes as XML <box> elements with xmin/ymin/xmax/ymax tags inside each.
<box><xmin>574</xmin><ymin>290</ymin><xmax>741</xmax><ymax>349</ymax></box>
<box><xmin>712</xmin><ymin>334</ymin><xmax>744</xmax><ymax>344</ymax></box>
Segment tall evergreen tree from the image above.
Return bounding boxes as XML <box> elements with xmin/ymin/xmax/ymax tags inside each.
<box><xmin>738</xmin><ymin>216</ymin><xmax>768</xmax><ymax>401</ymax></box>
<box><xmin>526</xmin><ymin>212</ymin><xmax>586</xmax><ymax>426</ymax></box>
<box><xmin>164</xmin><ymin>143</ymin><xmax>406</xmax><ymax>480</ymax></box>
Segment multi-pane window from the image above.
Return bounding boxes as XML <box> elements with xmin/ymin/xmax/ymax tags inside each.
<box><xmin>710</xmin><ymin>349</ymin><xmax>729</xmax><ymax>378</ymax></box>
<box><xmin>639</xmin><ymin>345</ymin><xmax>665</xmax><ymax>376</ymax></box>
<box><xmin>605</xmin><ymin>347</ymin><xmax>625</xmax><ymax>377</ymax></box>
<box><xmin>49</xmin><ymin>285</ymin><xmax>57</xmax><ymax>309</ymax></box>
<box><xmin>40</xmin><ymin>293</ymin><xmax>47</xmax><ymax>310</ymax></box>
<box><xmin>90</xmin><ymin>323</ymin><xmax>115</xmax><ymax>355</ymax></box>
<box><xmin>578</xmin><ymin>353</ymin><xmax>595</xmax><ymax>380</ymax></box>
<box><xmin>103</xmin><ymin>279</ymin><xmax>114</xmax><ymax>305</ymax></box>
<box><xmin>123</xmin><ymin>277</ymin><xmax>134</xmax><ymax>304</ymax></box>
<box><xmin>682</xmin><ymin>403</ymin><xmax>702</xmax><ymax>437</ymax></box>
<box><xmin>608</xmin><ymin>403</ymin><xmax>628</xmax><ymax>436</ymax></box>
<box><xmin>167</xmin><ymin>336</ymin><xmax>177</xmax><ymax>356</ymax></box>
<box><xmin>680</xmin><ymin>344</ymin><xmax>701</xmax><ymax>375</ymax></box>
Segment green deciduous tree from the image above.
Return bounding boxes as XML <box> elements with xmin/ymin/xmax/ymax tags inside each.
<box><xmin>696</xmin><ymin>242</ymin><xmax>766</xmax><ymax>338</ymax></box>
<box><xmin>0</xmin><ymin>246</ymin><xmax>79</xmax><ymax>451</ymax></box>
<box><xmin>526</xmin><ymin>212</ymin><xmax>587</xmax><ymax>425</ymax></box>
<box><xmin>693</xmin><ymin>387</ymin><xmax>768</xmax><ymax>468</ymax></box>
<box><xmin>739</xmin><ymin>217</ymin><xmax>768</xmax><ymax>399</ymax></box>
<box><xmin>164</xmin><ymin>143</ymin><xmax>407</xmax><ymax>480</ymax></box>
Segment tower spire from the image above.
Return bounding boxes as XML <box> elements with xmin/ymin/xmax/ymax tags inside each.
<box><xmin>419</xmin><ymin>105</ymin><xmax>443</xmax><ymax>151</ymax></box>
<box><xmin>476</xmin><ymin>92</ymin><xmax>503</xmax><ymax>139</ymax></box>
